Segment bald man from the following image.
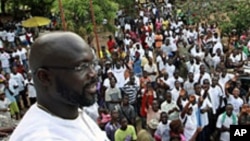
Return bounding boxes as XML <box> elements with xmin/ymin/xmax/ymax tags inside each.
<box><xmin>10</xmin><ymin>32</ymin><xmax>110</xmax><ymax>141</ymax></box>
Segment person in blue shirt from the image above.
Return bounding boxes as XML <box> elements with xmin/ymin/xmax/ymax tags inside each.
<box><xmin>133</xmin><ymin>51</ymin><xmax>142</xmax><ymax>77</ymax></box>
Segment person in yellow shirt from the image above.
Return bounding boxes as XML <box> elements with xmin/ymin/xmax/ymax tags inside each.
<box><xmin>100</xmin><ymin>46</ymin><xmax>111</xmax><ymax>59</ymax></box>
<box><xmin>162</xmin><ymin>17</ymin><xmax>169</xmax><ymax>30</ymax></box>
<box><xmin>115</xmin><ymin>117</ymin><xmax>137</xmax><ymax>141</ymax></box>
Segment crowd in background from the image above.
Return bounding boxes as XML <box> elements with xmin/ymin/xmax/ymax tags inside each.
<box><xmin>1</xmin><ymin>0</ymin><xmax>250</xmax><ymax>141</ymax></box>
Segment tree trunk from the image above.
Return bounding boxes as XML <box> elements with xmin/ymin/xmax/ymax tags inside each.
<box><xmin>12</xmin><ymin>0</ymin><xmax>20</xmax><ymax>19</ymax></box>
<box><xmin>1</xmin><ymin>0</ymin><xmax>7</xmax><ymax>15</ymax></box>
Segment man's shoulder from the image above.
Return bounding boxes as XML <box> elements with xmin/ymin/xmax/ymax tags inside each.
<box><xmin>9</xmin><ymin>107</ymin><xmax>55</xmax><ymax>140</ymax></box>
<box><xmin>127</xmin><ymin>125</ymin><xmax>136</xmax><ymax>131</ymax></box>
<box><xmin>10</xmin><ymin>130</ymin><xmax>64</xmax><ymax>141</ymax></box>
<box><xmin>10</xmin><ymin>106</ymin><xmax>108</xmax><ymax>141</ymax></box>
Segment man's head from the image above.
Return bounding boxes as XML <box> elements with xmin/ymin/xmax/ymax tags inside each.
<box><xmin>111</xmin><ymin>109</ymin><xmax>119</xmax><ymax>121</ymax></box>
<box><xmin>160</xmin><ymin>111</ymin><xmax>168</xmax><ymax>124</ymax></box>
<box><xmin>188</xmin><ymin>72</ymin><xmax>194</xmax><ymax>81</ymax></box>
<box><xmin>29</xmin><ymin>32</ymin><xmax>98</xmax><ymax>108</ymax></box>
<box><xmin>199</xmin><ymin>64</ymin><xmax>206</xmax><ymax>74</ymax></box>
<box><xmin>165</xmin><ymin>91</ymin><xmax>172</xmax><ymax>103</ymax></box>
<box><xmin>173</xmin><ymin>70</ymin><xmax>180</xmax><ymax>78</ymax></box>
<box><xmin>122</xmin><ymin>95</ymin><xmax>129</xmax><ymax>105</ymax></box>
<box><xmin>221</xmin><ymin>67</ymin><xmax>227</xmax><ymax>77</ymax></box>
<box><xmin>232</xmin><ymin>87</ymin><xmax>240</xmax><ymax>98</ymax></box>
<box><xmin>129</xmin><ymin>76</ymin><xmax>135</xmax><ymax>85</ymax></box>
<box><xmin>226</xmin><ymin>104</ymin><xmax>234</xmax><ymax>116</ymax></box>
<box><xmin>148</xmin><ymin>57</ymin><xmax>153</xmax><ymax>65</ymax></box>
<box><xmin>152</xmin><ymin>100</ymin><xmax>159</xmax><ymax>111</ymax></box>
<box><xmin>120</xmin><ymin>117</ymin><xmax>128</xmax><ymax>130</ymax></box>
<box><xmin>110</xmin><ymin>77</ymin><xmax>116</xmax><ymax>88</ymax></box>
<box><xmin>194</xmin><ymin>82</ymin><xmax>201</xmax><ymax>94</ymax></box>
<box><xmin>211</xmin><ymin>77</ymin><xmax>218</xmax><ymax>87</ymax></box>
<box><xmin>174</xmin><ymin>81</ymin><xmax>180</xmax><ymax>89</ymax></box>
<box><xmin>143</xmin><ymin>71</ymin><xmax>148</xmax><ymax>78</ymax></box>
<box><xmin>202</xmin><ymin>79</ymin><xmax>210</xmax><ymax>91</ymax></box>
<box><xmin>12</xmin><ymin>66</ymin><xmax>18</xmax><ymax>74</ymax></box>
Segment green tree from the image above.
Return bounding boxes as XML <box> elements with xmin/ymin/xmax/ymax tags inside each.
<box><xmin>0</xmin><ymin>0</ymin><xmax>55</xmax><ymax>19</ymax></box>
<box><xmin>19</xmin><ymin>0</ymin><xmax>55</xmax><ymax>16</ymax></box>
<box><xmin>113</xmin><ymin>0</ymin><xmax>136</xmax><ymax>17</ymax></box>
<box><xmin>53</xmin><ymin>0</ymin><xmax>118</xmax><ymax>37</ymax></box>
<box><xmin>226</xmin><ymin>1</ymin><xmax>250</xmax><ymax>36</ymax></box>
<box><xmin>1</xmin><ymin>0</ymin><xmax>8</xmax><ymax>15</ymax></box>
<box><xmin>175</xmin><ymin>0</ymin><xmax>250</xmax><ymax>35</ymax></box>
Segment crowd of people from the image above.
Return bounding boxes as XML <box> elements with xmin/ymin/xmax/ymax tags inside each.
<box><xmin>0</xmin><ymin>17</ymin><xmax>38</xmax><ymax>140</ymax></box>
<box><xmin>88</xmin><ymin>1</ymin><xmax>250</xmax><ymax>141</ymax></box>
<box><xmin>1</xmin><ymin>0</ymin><xmax>250</xmax><ymax>141</ymax></box>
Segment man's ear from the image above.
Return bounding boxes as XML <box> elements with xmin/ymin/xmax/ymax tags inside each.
<box><xmin>36</xmin><ymin>68</ymin><xmax>52</xmax><ymax>86</ymax></box>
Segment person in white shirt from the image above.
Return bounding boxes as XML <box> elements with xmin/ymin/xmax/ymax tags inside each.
<box><xmin>226</xmin><ymin>87</ymin><xmax>244</xmax><ymax>115</ymax></box>
<box><xmin>10</xmin><ymin>67</ymin><xmax>27</xmax><ymax>109</ymax></box>
<box><xmin>195</xmin><ymin>84</ymin><xmax>213</xmax><ymax>141</ymax></box>
<box><xmin>216</xmin><ymin>104</ymin><xmax>238</xmax><ymax>141</ymax></box>
<box><xmin>0</xmin><ymin>38</ymin><xmax>3</xmax><ymax>49</ymax></box>
<box><xmin>111</xmin><ymin>62</ymin><xmax>126</xmax><ymax>88</ymax></box>
<box><xmin>212</xmin><ymin>40</ymin><xmax>224</xmax><ymax>56</ymax></box>
<box><xmin>206</xmin><ymin>78</ymin><xmax>224</xmax><ymax>115</ymax></box>
<box><xmin>143</xmin><ymin>57</ymin><xmax>157</xmax><ymax>83</ymax></box>
<box><xmin>0</xmin><ymin>90</ymin><xmax>11</xmax><ymax>115</ymax></box>
<box><xmin>0</xmin><ymin>29</ymin><xmax>7</xmax><ymax>42</ymax></box>
<box><xmin>9</xmin><ymin>32</ymin><xmax>109</xmax><ymax>141</ymax></box>
<box><xmin>190</xmin><ymin>45</ymin><xmax>205</xmax><ymax>59</ymax></box>
<box><xmin>194</xmin><ymin>64</ymin><xmax>211</xmax><ymax>84</ymax></box>
<box><xmin>170</xmin><ymin>81</ymin><xmax>182</xmax><ymax>101</ymax></box>
<box><xmin>24</xmin><ymin>72</ymin><xmax>37</xmax><ymax>105</ymax></box>
<box><xmin>218</xmin><ymin>67</ymin><xmax>235</xmax><ymax>93</ymax></box>
<box><xmin>160</xmin><ymin>92</ymin><xmax>179</xmax><ymax>120</ymax></box>
<box><xmin>105</xmin><ymin>78</ymin><xmax>121</xmax><ymax>110</ymax></box>
<box><xmin>103</xmin><ymin>70</ymin><xmax>118</xmax><ymax>89</ymax></box>
<box><xmin>190</xmin><ymin>57</ymin><xmax>203</xmax><ymax>74</ymax></box>
<box><xmin>6</xmin><ymin>29</ymin><xmax>16</xmax><ymax>48</ymax></box>
<box><xmin>180</xmin><ymin>95</ymin><xmax>203</xmax><ymax>141</ymax></box>
<box><xmin>211</xmin><ymin>48</ymin><xmax>223</xmax><ymax>68</ymax></box>
<box><xmin>164</xmin><ymin>58</ymin><xmax>176</xmax><ymax>78</ymax></box>
<box><xmin>0</xmin><ymin>48</ymin><xmax>11</xmax><ymax>74</ymax></box>
<box><xmin>154</xmin><ymin>112</ymin><xmax>171</xmax><ymax>141</ymax></box>
<box><xmin>229</xmin><ymin>48</ymin><xmax>242</xmax><ymax>64</ymax></box>
<box><xmin>123</xmin><ymin>35</ymin><xmax>132</xmax><ymax>47</ymax></box>
<box><xmin>145</xmin><ymin>31</ymin><xmax>155</xmax><ymax>49</ymax></box>
<box><xmin>124</xmin><ymin>21</ymin><xmax>131</xmax><ymax>32</ymax></box>
<box><xmin>16</xmin><ymin>46</ymin><xmax>28</xmax><ymax>70</ymax></box>
<box><xmin>183</xmin><ymin>72</ymin><xmax>196</xmax><ymax>95</ymax></box>
<box><xmin>124</xmin><ymin>71</ymin><xmax>140</xmax><ymax>87</ymax></box>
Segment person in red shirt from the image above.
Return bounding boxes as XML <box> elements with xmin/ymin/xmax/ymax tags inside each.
<box><xmin>107</xmin><ymin>35</ymin><xmax>116</xmax><ymax>53</ymax></box>
<box><xmin>140</xmin><ymin>82</ymin><xmax>156</xmax><ymax>129</ymax></box>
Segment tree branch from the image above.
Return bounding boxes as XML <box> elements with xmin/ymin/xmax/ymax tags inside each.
<box><xmin>42</xmin><ymin>0</ymin><xmax>55</xmax><ymax>5</ymax></box>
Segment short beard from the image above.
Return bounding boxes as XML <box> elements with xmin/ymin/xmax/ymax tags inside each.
<box><xmin>55</xmin><ymin>77</ymin><xmax>96</xmax><ymax>107</ymax></box>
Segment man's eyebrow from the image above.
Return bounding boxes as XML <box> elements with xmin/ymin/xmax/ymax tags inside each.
<box><xmin>76</xmin><ymin>59</ymin><xmax>97</xmax><ymax>64</ymax></box>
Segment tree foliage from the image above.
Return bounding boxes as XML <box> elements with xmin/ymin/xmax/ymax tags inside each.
<box><xmin>113</xmin><ymin>0</ymin><xmax>136</xmax><ymax>16</ymax></box>
<box><xmin>19</xmin><ymin>0</ymin><xmax>55</xmax><ymax>16</ymax></box>
<box><xmin>176</xmin><ymin>0</ymin><xmax>250</xmax><ymax>35</ymax></box>
<box><xmin>53</xmin><ymin>0</ymin><xmax>118</xmax><ymax>37</ymax></box>
<box><xmin>0</xmin><ymin>0</ymin><xmax>55</xmax><ymax>19</ymax></box>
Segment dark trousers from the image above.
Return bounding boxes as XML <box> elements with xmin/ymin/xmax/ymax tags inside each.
<box><xmin>197</xmin><ymin>125</ymin><xmax>210</xmax><ymax>141</ymax></box>
<box><xmin>15</xmin><ymin>95</ymin><xmax>21</xmax><ymax>110</ymax></box>
<box><xmin>29</xmin><ymin>97</ymin><xmax>37</xmax><ymax>106</ymax></box>
<box><xmin>20</xmin><ymin>90</ymin><xmax>29</xmax><ymax>108</ymax></box>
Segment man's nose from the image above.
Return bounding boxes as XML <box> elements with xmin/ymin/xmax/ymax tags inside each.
<box><xmin>88</xmin><ymin>67</ymin><xmax>97</xmax><ymax>78</ymax></box>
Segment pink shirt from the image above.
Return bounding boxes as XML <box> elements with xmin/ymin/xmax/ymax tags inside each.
<box><xmin>146</xmin><ymin>106</ymin><xmax>161</xmax><ymax>126</ymax></box>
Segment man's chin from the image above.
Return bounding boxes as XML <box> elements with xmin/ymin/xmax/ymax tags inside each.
<box><xmin>78</xmin><ymin>96</ymin><xmax>96</xmax><ymax>107</ymax></box>
<box><xmin>81</xmin><ymin>100</ymin><xmax>95</xmax><ymax>107</ymax></box>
